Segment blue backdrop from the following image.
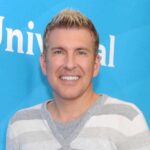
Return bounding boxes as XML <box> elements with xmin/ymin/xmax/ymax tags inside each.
<box><xmin>0</xmin><ymin>0</ymin><xmax>150</xmax><ymax>149</ymax></box>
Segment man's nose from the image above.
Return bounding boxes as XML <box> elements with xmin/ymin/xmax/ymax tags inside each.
<box><xmin>64</xmin><ymin>53</ymin><xmax>76</xmax><ymax>70</ymax></box>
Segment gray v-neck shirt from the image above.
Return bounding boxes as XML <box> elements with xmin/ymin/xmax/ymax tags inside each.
<box><xmin>8</xmin><ymin>94</ymin><xmax>149</xmax><ymax>150</ymax></box>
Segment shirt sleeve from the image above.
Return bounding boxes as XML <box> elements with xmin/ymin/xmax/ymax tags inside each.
<box><xmin>118</xmin><ymin>111</ymin><xmax>150</xmax><ymax>150</ymax></box>
<box><xmin>6</xmin><ymin>122</ymin><xmax>19</xmax><ymax>150</ymax></box>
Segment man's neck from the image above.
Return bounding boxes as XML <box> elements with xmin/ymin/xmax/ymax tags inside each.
<box><xmin>47</xmin><ymin>92</ymin><xmax>100</xmax><ymax>123</ymax></box>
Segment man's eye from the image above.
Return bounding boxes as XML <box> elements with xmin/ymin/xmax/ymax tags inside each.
<box><xmin>53</xmin><ymin>50</ymin><xmax>63</xmax><ymax>54</ymax></box>
<box><xmin>78</xmin><ymin>50</ymin><xmax>87</xmax><ymax>55</ymax></box>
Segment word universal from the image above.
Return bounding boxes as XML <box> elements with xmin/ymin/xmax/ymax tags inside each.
<box><xmin>0</xmin><ymin>16</ymin><xmax>115</xmax><ymax>67</ymax></box>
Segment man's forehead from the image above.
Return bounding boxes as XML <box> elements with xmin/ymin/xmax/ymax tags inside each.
<box><xmin>46</xmin><ymin>27</ymin><xmax>94</xmax><ymax>38</ymax></box>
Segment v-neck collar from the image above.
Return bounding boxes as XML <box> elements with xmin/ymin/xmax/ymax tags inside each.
<box><xmin>40</xmin><ymin>94</ymin><xmax>107</xmax><ymax>147</ymax></box>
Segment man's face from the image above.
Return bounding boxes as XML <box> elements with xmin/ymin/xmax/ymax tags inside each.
<box><xmin>40</xmin><ymin>28</ymin><xmax>100</xmax><ymax>100</ymax></box>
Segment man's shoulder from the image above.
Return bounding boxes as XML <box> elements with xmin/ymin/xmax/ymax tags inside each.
<box><xmin>104</xmin><ymin>95</ymin><xmax>141</xmax><ymax>112</ymax></box>
<box><xmin>88</xmin><ymin>95</ymin><xmax>149</xmax><ymax>135</ymax></box>
<box><xmin>102</xmin><ymin>94</ymin><xmax>143</xmax><ymax>120</ymax></box>
<box><xmin>7</xmin><ymin>101</ymin><xmax>51</xmax><ymax>140</ymax></box>
<box><xmin>9</xmin><ymin>102</ymin><xmax>45</xmax><ymax>126</ymax></box>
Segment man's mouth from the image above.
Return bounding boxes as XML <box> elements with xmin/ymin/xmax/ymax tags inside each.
<box><xmin>60</xmin><ymin>76</ymin><xmax>80</xmax><ymax>81</ymax></box>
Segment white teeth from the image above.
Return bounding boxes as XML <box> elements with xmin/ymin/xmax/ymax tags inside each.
<box><xmin>61</xmin><ymin>76</ymin><xmax>79</xmax><ymax>81</ymax></box>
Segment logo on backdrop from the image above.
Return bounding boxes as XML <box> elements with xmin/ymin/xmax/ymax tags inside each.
<box><xmin>0</xmin><ymin>16</ymin><xmax>115</xmax><ymax>67</ymax></box>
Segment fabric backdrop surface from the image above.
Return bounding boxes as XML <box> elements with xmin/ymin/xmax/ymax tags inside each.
<box><xmin>0</xmin><ymin>0</ymin><xmax>150</xmax><ymax>149</ymax></box>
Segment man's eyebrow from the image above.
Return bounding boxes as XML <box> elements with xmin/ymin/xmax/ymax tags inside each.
<box><xmin>75</xmin><ymin>47</ymin><xmax>91</xmax><ymax>52</ymax></box>
<box><xmin>50</xmin><ymin>47</ymin><xmax>64</xmax><ymax>50</ymax></box>
<box><xmin>50</xmin><ymin>47</ymin><xmax>90</xmax><ymax>52</ymax></box>
<box><xmin>76</xmin><ymin>47</ymin><xmax>89</xmax><ymax>51</ymax></box>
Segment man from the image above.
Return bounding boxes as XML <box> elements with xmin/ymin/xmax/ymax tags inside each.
<box><xmin>6</xmin><ymin>9</ymin><xmax>150</xmax><ymax>150</ymax></box>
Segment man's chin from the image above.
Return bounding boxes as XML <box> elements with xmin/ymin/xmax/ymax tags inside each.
<box><xmin>55</xmin><ymin>92</ymin><xmax>84</xmax><ymax>101</ymax></box>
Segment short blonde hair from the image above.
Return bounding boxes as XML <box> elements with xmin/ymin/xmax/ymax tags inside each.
<box><xmin>43</xmin><ymin>9</ymin><xmax>99</xmax><ymax>55</ymax></box>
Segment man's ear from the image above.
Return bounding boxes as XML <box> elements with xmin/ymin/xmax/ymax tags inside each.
<box><xmin>93</xmin><ymin>54</ymin><xmax>100</xmax><ymax>77</ymax></box>
<box><xmin>40</xmin><ymin>54</ymin><xmax>47</xmax><ymax>75</ymax></box>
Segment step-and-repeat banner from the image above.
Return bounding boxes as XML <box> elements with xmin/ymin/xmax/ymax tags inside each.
<box><xmin>0</xmin><ymin>0</ymin><xmax>150</xmax><ymax>149</ymax></box>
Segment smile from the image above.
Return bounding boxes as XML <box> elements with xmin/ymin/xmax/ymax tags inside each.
<box><xmin>60</xmin><ymin>76</ymin><xmax>80</xmax><ymax>81</ymax></box>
